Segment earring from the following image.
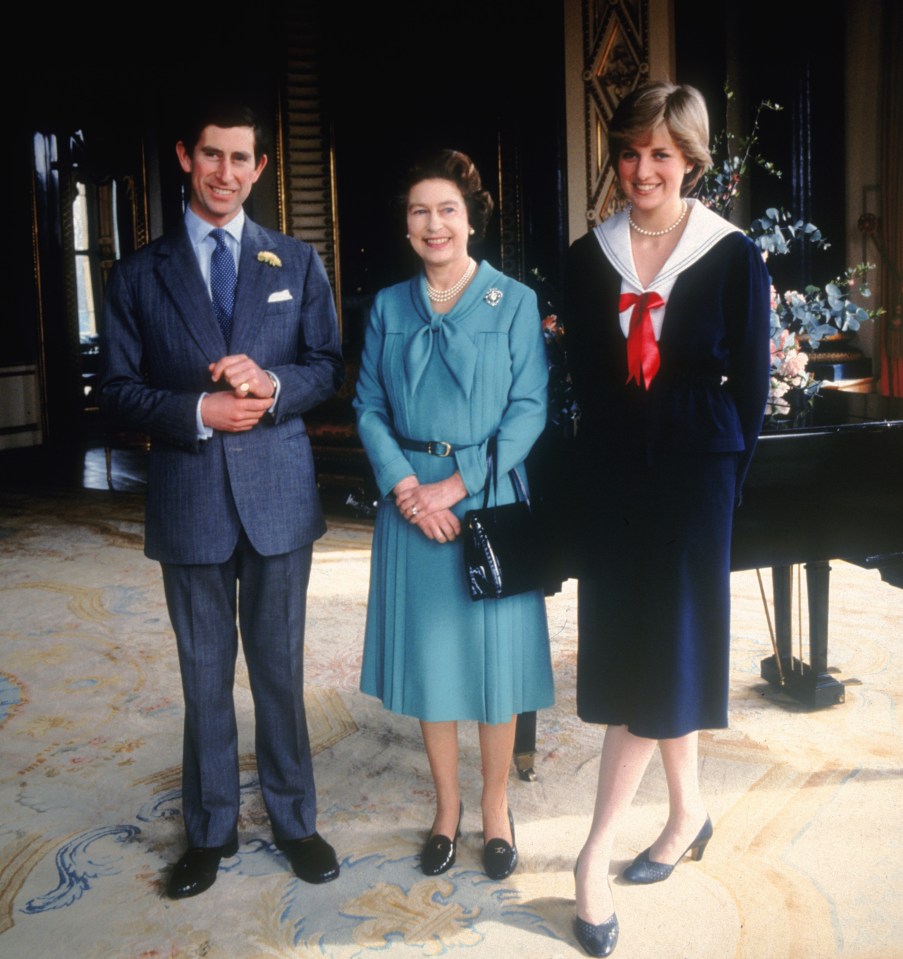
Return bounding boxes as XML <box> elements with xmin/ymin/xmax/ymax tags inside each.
<box><xmin>406</xmin><ymin>233</ymin><xmax>410</xmax><ymax>239</ymax></box>
<box><xmin>469</xmin><ymin>227</ymin><xmax>475</xmax><ymax>236</ymax></box>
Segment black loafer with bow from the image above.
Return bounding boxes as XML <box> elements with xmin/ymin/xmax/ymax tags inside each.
<box><xmin>482</xmin><ymin>808</ymin><xmax>518</xmax><ymax>880</ymax></box>
<box><xmin>421</xmin><ymin>802</ymin><xmax>463</xmax><ymax>876</ymax></box>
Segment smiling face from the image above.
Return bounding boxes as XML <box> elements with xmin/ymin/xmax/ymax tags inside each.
<box><xmin>616</xmin><ymin>124</ymin><xmax>690</xmax><ymax>224</ymax></box>
<box><xmin>176</xmin><ymin>125</ymin><xmax>268</xmax><ymax>227</ymax></box>
<box><xmin>405</xmin><ymin>178</ymin><xmax>471</xmax><ymax>271</ymax></box>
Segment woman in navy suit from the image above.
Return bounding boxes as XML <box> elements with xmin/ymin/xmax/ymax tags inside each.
<box><xmin>564</xmin><ymin>82</ymin><xmax>771</xmax><ymax>956</ymax></box>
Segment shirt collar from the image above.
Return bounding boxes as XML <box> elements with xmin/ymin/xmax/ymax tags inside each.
<box><xmin>184</xmin><ymin>205</ymin><xmax>245</xmax><ymax>246</ymax></box>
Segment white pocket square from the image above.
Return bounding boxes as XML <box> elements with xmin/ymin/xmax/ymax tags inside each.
<box><xmin>268</xmin><ymin>289</ymin><xmax>293</xmax><ymax>303</ymax></box>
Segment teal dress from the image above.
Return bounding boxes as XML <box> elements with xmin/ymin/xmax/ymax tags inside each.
<box><xmin>354</xmin><ymin>261</ymin><xmax>554</xmax><ymax>724</ymax></box>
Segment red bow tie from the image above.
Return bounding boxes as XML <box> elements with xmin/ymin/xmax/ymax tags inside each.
<box><xmin>620</xmin><ymin>291</ymin><xmax>665</xmax><ymax>389</ymax></box>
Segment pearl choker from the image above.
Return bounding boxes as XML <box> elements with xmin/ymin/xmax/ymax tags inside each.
<box><xmin>628</xmin><ymin>201</ymin><xmax>688</xmax><ymax>237</ymax></box>
<box><xmin>426</xmin><ymin>258</ymin><xmax>476</xmax><ymax>303</ymax></box>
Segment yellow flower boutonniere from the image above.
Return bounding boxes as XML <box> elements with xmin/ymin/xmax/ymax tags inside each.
<box><xmin>257</xmin><ymin>251</ymin><xmax>282</xmax><ymax>268</ymax></box>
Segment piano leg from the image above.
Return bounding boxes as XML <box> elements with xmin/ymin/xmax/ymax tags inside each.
<box><xmin>772</xmin><ymin>565</ymin><xmax>793</xmax><ymax>662</ymax></box>
<box><xmin>513</xmin><ymin>711</ymin><xmax>538</xmax><ymax>781</ymax></box>
<box><xmin>759</xmin><ymin>562</ymin><xmax>846</xmax><ymax>708</ymax></box>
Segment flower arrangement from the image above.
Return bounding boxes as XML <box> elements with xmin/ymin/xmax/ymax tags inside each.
<box><xmin>528</xmin><ymin>267</ymin><xmax>581</xmax><ymax>436</ymax></box>
<box><xmin>767</xmin><ymin>261</ymin><xmax>880</xmax><ymax>349</ymax></box>
<box><xmin>540</xmin><ymin>312</ymin><xmax>580</xmax><ymax>436</ymax></box>
<box><xmin>767</xmin><ymin>327</ymin><xmax>817</xmax><ymax>418</ymax></box>
<box><xmin>692</xmin><ymin>87</ymin><xmax>884</xmax><ymax>421</ymax></box>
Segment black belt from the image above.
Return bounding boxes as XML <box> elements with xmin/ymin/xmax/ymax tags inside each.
<box><xmin>397</xmin><ymin>437</ymin><xmax>475</xmax><ymax>458</ymax></box>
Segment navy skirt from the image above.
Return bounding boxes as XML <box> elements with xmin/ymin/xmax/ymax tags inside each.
<box><xmin>576</xmin><ymin>449</ymin><xmax>738</xmax><ymax>739</ymax></box>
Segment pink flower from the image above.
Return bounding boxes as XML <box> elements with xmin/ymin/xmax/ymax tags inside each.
<box><xmin>781</xmin><ymin>351</ymin><xmax>809</xmax><ymax>378</ymax></box>
<box><xmin>770</xmin><ymin>378</ymin><xmax>790</xmax><ymax>398</ymax></box>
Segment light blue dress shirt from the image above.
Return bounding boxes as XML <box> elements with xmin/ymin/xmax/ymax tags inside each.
<box><xmin>185</xmin><ymin>206</ymin><xmax>243</xmax><ymax>290</ymax></box>
<box><xmin>183</xmin><ymin>207</ymin><xmax>279</xmax><ymax>437</ymax></box>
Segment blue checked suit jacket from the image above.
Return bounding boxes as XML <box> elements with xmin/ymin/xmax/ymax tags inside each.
<box><xmin>99</xmin><ymin>217</ymin><xmax>343</xmax><ymax>564</ymax></box>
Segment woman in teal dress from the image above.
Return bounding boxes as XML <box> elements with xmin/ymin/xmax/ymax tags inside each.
<box><xmin>354</xmin><ymin>149</ymin><xmax>553</xmax><ymax>881</ymax></box>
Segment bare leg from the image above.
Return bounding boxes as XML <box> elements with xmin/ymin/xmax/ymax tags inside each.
<box><xmin>478</xmin><ymin>717</ymin><xmax>517</xmax><ymax>843</ymax></box>
<box><xmin>576</xmin><ymin>725</ymin><xmax>657</xmax><ymax>923</ymax></box>
<box><xmin>421</xmin><ymin>720</ymin><xmax>461</xmax><ymax>837</ymax></box>
<box><xmin>645</xmin><ymin>731</ymin><xmax>708</xmax><ymax>863</ymax></box>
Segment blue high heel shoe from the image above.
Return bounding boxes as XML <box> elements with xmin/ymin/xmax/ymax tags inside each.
<box><xmin>574</xmin><ymin>861</ymin><xmax>619</xmax><ymax>956</ymax></box>
<box><xmin>622</xmin><ymin>816</ymin><xmax>713</xmax><ymax>884</ymax></box>
<box><xmin>575</xmin><ymin>914</ymin><xmax>619</xmax><ymax>958</ymax></box>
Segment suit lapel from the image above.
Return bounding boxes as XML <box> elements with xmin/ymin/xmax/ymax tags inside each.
<box><xmin>231</xmin><ymin>218</ymin><xmax>274</xmax><ymax>356</ymax></box>
<box><xmin>154</xmin><ymin>227</ymin><xmax>227</xmax><ymax>361</ymax></box>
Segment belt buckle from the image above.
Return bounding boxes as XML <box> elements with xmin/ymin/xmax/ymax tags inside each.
<box><xmin>427</xmin><ymin>441</ymin><xmax>452</xmax><ymax>457</ymax></box>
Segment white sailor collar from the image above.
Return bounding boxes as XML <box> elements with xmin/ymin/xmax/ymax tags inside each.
<box><xmin>593</xmin><ymin>199</ymin><xmax>741</xmax><ymax>291</ymax></box>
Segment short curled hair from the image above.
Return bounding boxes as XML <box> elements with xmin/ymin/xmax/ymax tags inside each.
<box><xmin>608</xmin><ymin>81</ymin><xmax>712</xmax><ymax>192</ymax></box>
<box><xmin>398</xmin><ymin>149</ymin><xmax>494</xmax><ymax>239</ymax></box>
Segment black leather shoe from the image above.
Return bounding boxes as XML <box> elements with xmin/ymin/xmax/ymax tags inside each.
<box><xmin>622</xmin><ymin>816</ymin><xmax>713</xmax><ymax>884</ymax></box>
<box><xmin>421</xmin><ymin>802</ymin><xmax>463</xmax><ymax>876</ymax></box>
<box><xmin>482</xmin><ymin>808</ymin><xmax>518</xmax><ymax>880</ymax></box>
<box><xmin>276</xmin><ymin>833</ymin><xmax>340</xmax><ymax>883</ymax></box>
<box><xmin>575</xmin><ymin>914</ymin><xmax>619</xmax><ymax>957</ymax></box>
<box><xmin>165</xmin><ymin>837</ymin><xmax>239</xmax><ymax>899</ymax></box>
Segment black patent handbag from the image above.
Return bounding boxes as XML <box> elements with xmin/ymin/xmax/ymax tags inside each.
<box><xmin>463</xmin><ymin>437</ymin><xmax>548</xmax><ymax>601</ymax></box>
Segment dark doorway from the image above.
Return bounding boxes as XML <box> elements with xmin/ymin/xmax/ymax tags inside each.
<box><xmin>321</xmin><ymin>0</ymin><xmax>569</xmax><ymax>349</ymax></box>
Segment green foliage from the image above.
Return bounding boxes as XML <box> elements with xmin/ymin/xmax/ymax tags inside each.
<box><xmin>747</xmin><ymin>208</ymin><xmax>828</xmax><ymax>258</ymax></box>
<box><xmin>777</xmin><ymin>263</ymin><xmax>881</xmax><ymax>345</ymax></box>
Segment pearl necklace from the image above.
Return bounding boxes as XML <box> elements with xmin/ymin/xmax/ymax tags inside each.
<box><xmin>628</xmin><ymin>201</ymin><xmax>688</xmax><ymax>237</ymax></box>
<box><xmin>426</xmin><ymin>258</ymin><xmax>476</xmax><ymax>303</ymax></box>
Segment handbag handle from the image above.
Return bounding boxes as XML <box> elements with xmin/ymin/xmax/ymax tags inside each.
<box><xmin>482</xmin><ymin>435</ymin><xmax>532</xmax><ymax>512</ymax></box>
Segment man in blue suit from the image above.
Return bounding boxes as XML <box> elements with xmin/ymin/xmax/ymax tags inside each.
<box><xmin>99</xmin><ymin>101</ymin><xmax>344</xmax><ymax>898</ymax></box>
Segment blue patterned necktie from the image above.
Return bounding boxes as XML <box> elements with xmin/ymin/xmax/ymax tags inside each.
<box><xmin>209</xmin><ymin>228</ymin><xmax>236</xmax><ymax>344</ymax></box>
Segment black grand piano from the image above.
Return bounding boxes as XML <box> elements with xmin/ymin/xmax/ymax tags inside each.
<box><xmin>510</xmin><ymin>391</ymin><xmax>903</xmax><ymax>779</ymax></box>
<box><xmin>509</xmin><ymin>391</ymin><xmax>903</xmax><ymax>779</ymax></box>
<box><xmin>730</xmin><ymin>389</ymin><xmax>903</xmax><ymax>708</ymax></box>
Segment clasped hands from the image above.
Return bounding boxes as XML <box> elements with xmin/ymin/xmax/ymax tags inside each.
<box><xmin>201</xmin><ymin>354</ymin><xmax>275</xmax><ymax>432</ymax></box>
<box><xmin>393</xmin><ymin>472</ymin><xmax>468</xmax><ymax>543</ymax></box>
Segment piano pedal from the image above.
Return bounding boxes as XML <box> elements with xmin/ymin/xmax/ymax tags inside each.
<box><xmin>760</xmin><ymin>655</ymin><xmax>846</xmax><ymax>708</ymax></box>
<box><xmin>513</xmin><ymin>751</ymin><xmax>538</xmax><ymax>782</ymax></box>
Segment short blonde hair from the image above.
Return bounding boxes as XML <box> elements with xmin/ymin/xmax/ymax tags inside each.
<box><xmin>608</xmin><ymin>81</ymin><xmax>712</xmax><ymax>192</ymax></box>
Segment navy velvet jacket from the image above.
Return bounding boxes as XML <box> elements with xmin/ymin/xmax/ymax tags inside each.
<box><xmin>564</xmin><ymin>219</ymin><xmax>771</xmax><ymax>494</ymax></box>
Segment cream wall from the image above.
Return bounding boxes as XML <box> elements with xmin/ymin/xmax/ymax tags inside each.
<box><xmin>844</xmin><ymin>0</ymin><xmax>884</xmax><ymax>365</ymax></box>
<box><xmin>563</xmin><ymin>0</ymin><xmax>585</xmax><ymax>244</ymax></box>
<box><xmin>563</xmin><ymin>0</ymin><xmax>675</xmax><ymax>244</ymax></box>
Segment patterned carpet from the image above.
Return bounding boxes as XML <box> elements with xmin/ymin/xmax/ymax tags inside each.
<box><xmin>1</xmin><ymin>488</ymin><xmax>901</xmax><ymax>959</ymax></box>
